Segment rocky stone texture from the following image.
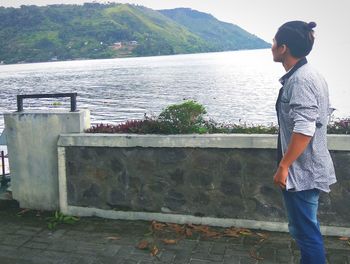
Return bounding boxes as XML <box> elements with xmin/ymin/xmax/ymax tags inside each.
<box><xmin>65</xmin><ymin>147</ymin><xmax>348</xmax><ymax>226</ymax></box>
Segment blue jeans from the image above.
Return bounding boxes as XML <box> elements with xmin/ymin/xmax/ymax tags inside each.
<box><xmin>282</xmin><ymin>189</ymin><xmax>326</xmax><ymax>264</ymax></box>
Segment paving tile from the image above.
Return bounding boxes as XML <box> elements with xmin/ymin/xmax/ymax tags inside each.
<box><xmin>327</xmin><ymin>254</ymin><xmax>350</xmax><ymax>264</ymax></box>
<box><xmin>189</xmin><ymin>259</ymin><xmax>214</xmax><ymax>264</ymax></box>
<box><xmin>14</xmin><ymin>228</ymin><xmax>42</xmax><ymax>236</ymax></box>
<box><xmin>158</xmin><ymin>250</ymin><xmax>176</xmax><ymax>263</ymax></box>
<box><xmin>192</xmin><ymin>241</ymin><xmax>213</xmax><ymax>253</ymax></box>
<box><xmin>23</xmin><ymin>241</ymin><xmax>50</xmax><ymax>249</ymax></box>
<box><xmin>210</xmin><ymin>242</ymin><xmax>227</xmax><ymax>255</ymax></box>
<box><xmin>121</xmin><ymin>259</ymin><xmax>140</xmax><ymax>264</ymax></box>
<box><xmin>0</xmin><ymin>257</ymin><xmax>36</xmax><ymax>264</ymax></box>
<box><xmin>225</xmin><ymin>246</ymin><xmax>251</xmax><ymax>258</ymax></box>
<box><xmin>173</xmin><ymin>252</ymin><xmax>192</xmax><ymax>264</ymax></box>
<box><xmin>239</xmin><ymin>256</ymin><xmax>257</xmax><ymax>264</ymax></box>
<box><xmin>223</xmin><ymin>257</ymin><xmax>240</xmax><ymax>264</ymax></box>
<box><xmin>1</xmin><ymin>234</ymin><xmax>31</xmax><ymax>247</ymax></box>
<box><xmin>1</xmin><ymin>205</ymin><xmax>350</xmax><ymax>264</ymax></box>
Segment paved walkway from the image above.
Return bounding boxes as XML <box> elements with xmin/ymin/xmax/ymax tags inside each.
<box><xmin>0</xmin><ymin>199</ymin><xmax>349</xmax><ymax>264</ymax></box>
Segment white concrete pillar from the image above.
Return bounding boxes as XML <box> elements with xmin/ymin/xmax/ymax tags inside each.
<box><xmin>4</xmin><ymin>110</ymin><xmax>90</xmax><ymax>210</ymax></box>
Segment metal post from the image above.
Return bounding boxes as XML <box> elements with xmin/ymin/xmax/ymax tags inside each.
<box><xmin>70</xmin><ymin>94</ymin><xmax>77</xmax><ymax>112</ymax></box>
<box><xmin>17</xmin><ymin>96</ymin><xmax>23</xmax><ymax>112</ymax></box>
<box><xmin>1</xmin><ymin>151</ymin><xmax>4</xmax><ymax>177</ymax></box>
<box><xmin>16</xmin><ymin>93</ymin><xmax>78</xmax><ymax>112</ymax></box>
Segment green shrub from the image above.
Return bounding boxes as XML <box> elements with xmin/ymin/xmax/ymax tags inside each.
<box><xmin>204</xmin><ymin>119</ymin><xmax>278</xmax><ymax>134</ymax></box>
<box><xmin>157</xmin><ymin>100</ymin><xmax>207</xmax><ymax>134</ymax></box>
<box><xmin>85</xmin><ymin>101</ymin><xmax>349</xmax><ymax>135</ymax></box>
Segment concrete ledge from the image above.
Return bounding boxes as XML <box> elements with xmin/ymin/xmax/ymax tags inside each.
<box><xmin>58</xmin><ymin>133</ymin><xmax>277</xmax><ymax>149</ymax></box>
<box><xmin>61</xmin><ymin>205</ymin><xmax>350</xmax><ymax>237</ymax></box>
<box><xmin>58</xmin><ymin>133</ymin><xmax>350</xmax><ymax>151</ymax></box>
<box><xmin>327</xmin><ymin>134</ymin><xmax>350</xmax><ymax>150</ymax></box>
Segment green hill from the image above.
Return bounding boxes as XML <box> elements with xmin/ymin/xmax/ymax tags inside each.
<box><xmin>0</xmin><ymin>3</ymin><xmax>270</xmax><ymax>64</ymax></box>
<box><xmin>160</xmin><ymin>8</ymin><xmax>270</xmax><ymax>51</ymax></box>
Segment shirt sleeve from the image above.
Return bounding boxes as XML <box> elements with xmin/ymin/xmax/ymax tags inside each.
<box><xmin>288</xmin><ymin>79</ymin><xmax>318</xmax><ymax>136</ymax></box>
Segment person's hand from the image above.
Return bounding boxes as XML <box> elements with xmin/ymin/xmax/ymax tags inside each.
<box><xmin>273</xmin><ymin>165</ymin><xmax>288</xmax><ymax>189</ymax></box>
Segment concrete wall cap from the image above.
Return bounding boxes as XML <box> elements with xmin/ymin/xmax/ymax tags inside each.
<box><xmin>57</xmin><ymin>133</ymin><xmax>350</xmax><ymax>150</ymax></box>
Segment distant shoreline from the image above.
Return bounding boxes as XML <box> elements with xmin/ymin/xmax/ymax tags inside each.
<box><xmin>0</xmin><ymin>48</ymin><xmax>271</xmax><ymax>66</ymax></box>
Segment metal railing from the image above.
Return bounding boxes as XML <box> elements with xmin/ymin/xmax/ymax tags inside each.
<box><xmin>17</xmin><ymin>93</ymin><xmax>78</xmax><ymax>112</ymax></box>
<box><xmin>0</xmin><ymin>150</ymin><xmax>9</xmax><ymax>187</ymax></box>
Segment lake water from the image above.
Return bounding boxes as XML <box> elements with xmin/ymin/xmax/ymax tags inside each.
<box><xmin>0</xmin><ymin>49</ymin><xmax>348</xmax><ymax>133</ymax></box>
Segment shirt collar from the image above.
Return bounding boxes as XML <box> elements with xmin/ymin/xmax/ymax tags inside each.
<box><xmin>279</xmin><ymin>57</ymin><xmax>308</xmax><ymax>85</ymax></box>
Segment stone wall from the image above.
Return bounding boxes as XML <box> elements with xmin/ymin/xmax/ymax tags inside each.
<box><xmin>65</xmin><ymin>147</ymin><xmax>285</xmax><ymax>221</ymax></box>
<box><xmin>58</xmin><ymin>134</ymin><xmax>350</xmax><ymax>233</ymax></box>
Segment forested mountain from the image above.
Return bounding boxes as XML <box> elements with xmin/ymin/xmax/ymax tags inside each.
<box><xmin>160</xmin><ymin>8</ymin><xmax>270</xmax><ymax>51</ymax></box>
<box><xmin>0</xmin><ymin>3</ymin><xmax>270</xmax><ymax>64</ymax></box>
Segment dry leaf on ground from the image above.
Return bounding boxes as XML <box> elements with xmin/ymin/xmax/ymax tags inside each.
<box><xmin>150</xmin><ymin>245</ymin><xmax>159</xmax><ymax>256</ymax></box>
<box><xmin>167</xmin><ymin>223</ymin><xmax>185</xmax><ymax>234</ymax></box>
<box><xmin>36</xmin><ymin>210</ymin><xmax>43</xmax><ymax>217</ymax></box>
<box><xmin>256</xmin><ymin>232</ymin><xmax>268</xmax><ymax>238</ymax></box>
<box><xmin>203</xmin><ymin>231</ymin><xmax>221</xmax><ymax>238</ymax></box>
<box><xmin>17</xmin><ymin>208</ymin><xmax>31</xmax><ymax>215</ymax></box>
<box><xmin>162</xmin><ymin>239</ymin><xmax>178</xmax><ymax>245</ymax></box>
<box><xmin>151</xmin><ymin>221</ymin><xmax>167</xmax><ymax>231</ymax></box>
<box><xmin>223</xmin><ymin>228</ymin><xmax>240</xmax><ymax>238</ymax></box>
<box><xmin>256</xmin><ymin>232</ymin><xmax>269</xmax><ymax>243</ymax></box>
<box><xmin>136</xmin><ymin>240</ymin><xmax>149</xmax><ymax>250</ymax></box>
<box><xmin>188</xmin><ymin>224</ymin><xmax>209</xmax><ymax>233</ymax></box>
<box><xmin>185</xmin><ymin>228</ymin><xmax>193</xmax><ymax>237</ymax></box>
<box><xmin>106</xmin><ymin>236</ymin><xmax>121</xmax><ymax>240</ymax></box>
<box><xmin>339</xmin><ymin>237</ymin><xmax>349</xmax><ymax>241</ymax></box>
<box><xmin>250</xmin><ymin>249</ymin><xmax>264</xmax><ymax>261</ymax></box>
<box><xmin>238</xmin><ymin>228</ymin><xmax>253</xmax><ymax>236</ymax></box>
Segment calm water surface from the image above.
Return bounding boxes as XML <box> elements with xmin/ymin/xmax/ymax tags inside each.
<box><xmin>0</xmin><ymin>49</ymin><xmax>348</xmax><ymax>132</ymax></box>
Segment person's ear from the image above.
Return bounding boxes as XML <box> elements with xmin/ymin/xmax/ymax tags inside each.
<box><xmin>279</xmin><ymin>44</ymin><xmax>288</xmax><ymax>54</ymax></box>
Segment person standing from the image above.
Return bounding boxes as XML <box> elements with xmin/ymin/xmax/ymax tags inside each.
<box><xmin>272</xmin><ymin>21</ymin><xmax>337</xmax><ymax>263</ymax></box>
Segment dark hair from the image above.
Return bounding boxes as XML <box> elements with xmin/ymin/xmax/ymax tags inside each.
<box><xmin>275</xmin><ymin>21</ymin><xmax>316</xmax><ymax>58</ymax></box>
